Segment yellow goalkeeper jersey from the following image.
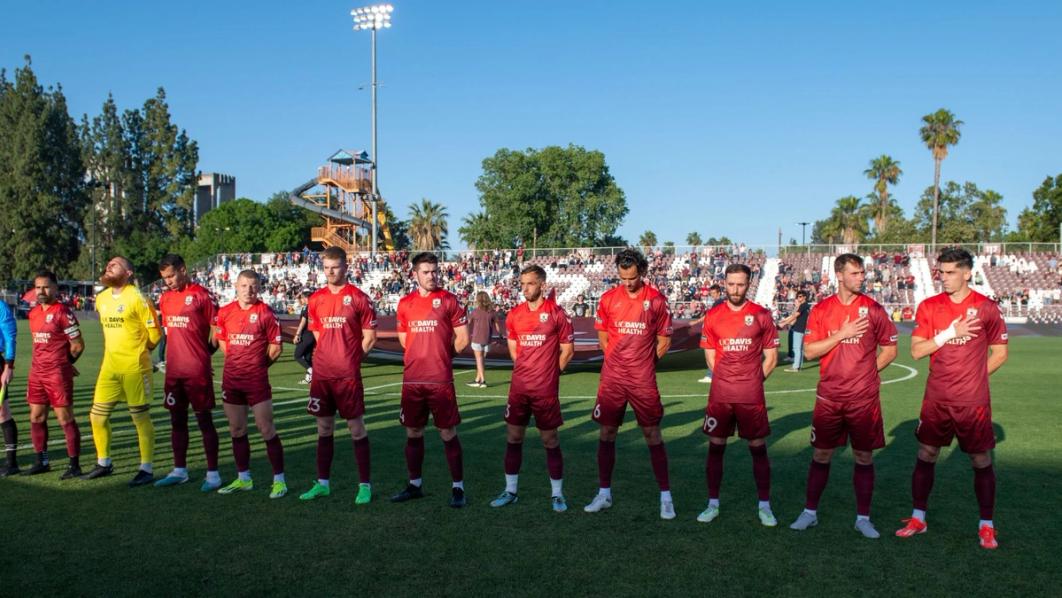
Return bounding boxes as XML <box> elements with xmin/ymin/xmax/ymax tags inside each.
<box><xmin>96</xmin><ymin>284</ymin><xmax>162</xmax><ymax>373</ymax></box>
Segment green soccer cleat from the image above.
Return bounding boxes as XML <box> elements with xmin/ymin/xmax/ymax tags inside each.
<box><xmin>696</xmin><ymin>504</ymin><xmax>720</xmax><ymax>523</ymax></box>
<box><xmin>269</xmin><ymin>481</ymin><xmax>288</xmax><ymax>499</ymax></box>
<box><xmin>758</xmin><ymin>506</ymin><xmax>778</xmax><ymax>527</ymax></box>
<box><xmin>355</xmin><ymin>483</ymin><xmax>372</xmax><ymax>505</ymax></box>
<box><xmin>299</xmin><ymin>482</ymin><xmax>331</xmax><ymax>501</ymax></box>
<box><xmin>217</xmin><ymin>478</ymin><xmax>254</xmax><ymax>494</ymax></box>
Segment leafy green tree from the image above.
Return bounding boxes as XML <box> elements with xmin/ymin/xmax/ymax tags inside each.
<box><xmin>920</xmin><ymin>109</ymin><xmax>963</xmax><ymax>247</ymax></box>
<box><xmin>465</xmin><ymin>144</ymin><xmax>628</xmax><ymax>248</ymax></box>
<box><xmin>408</xmin><ymin>199</ymin><xmax>449</xmax><ymax>251</ymax></box>
<box><xmin>188</xmin><ymin>198</ymin><xmax>277</xmax><ymax>258</ymax></box>
<box><xmin>662</xmin><ymin>240</ymin><xmax>676</xmax><ymax>255</ymax></box>
<box><xmin>0</xmin><ymin>57</ymin><xmax>88</xmax><ymax>280</ymax></box>
<box><xmin>913</xmin><ymin>181</ymin><xmax>1007</xmax><ymax>243</ymax></box>
<box><xmin>685</xmin><ymin>231</ymin><xmax>703</xmax><ymax>246</ymax></box>
<box><xmin>863</xmin><ymin>155</ymin><xmax>902</xmax><ymax>235</ymax></box>
<box><xmin>1016</xmin><ymin>174</ymin><xmax>1062</xmax><ymax>242</ymax></box>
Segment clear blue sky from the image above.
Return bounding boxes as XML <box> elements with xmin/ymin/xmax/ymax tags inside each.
<box><xmin>4</xmin><ymin>0</ymin><xmax>1060</xmax><ymax>247</ymax></box>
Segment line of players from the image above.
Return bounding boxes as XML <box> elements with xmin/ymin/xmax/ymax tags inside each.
<box><xmin>0</xmin><ymin>246</ymin><xmax>1005</xmax><ymax>549</ymax></box>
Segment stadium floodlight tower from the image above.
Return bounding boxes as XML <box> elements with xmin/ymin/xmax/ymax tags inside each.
<box><xmin>351</xmin><ymin>3</ymin><xmax>393</xmax><ymax>257</ymax></box>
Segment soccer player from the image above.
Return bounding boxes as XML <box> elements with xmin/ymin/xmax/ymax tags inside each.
<box><xmin>584</xmin><ymin>248</ymin><xmax>675</xmax><ymax>519</ymax></box>
<box><xmin>83</xmin><ymin>256</ymin><xmax>161</xmax><ymax>486</ymax></box>
<box><xmin>788</xmin><ymin>254</ymin><xmax>898</xmax><ymax>538</ymax></box>
<box><xmin>214</xmin><ymin>271</ymin><xmax>287</xmax><ymax>499</ymax></box>
<box><xmin>299</xmin><ymin>247</ymin><xmax>377</xmax><ymax>504</ymax></box>
<box><xmin>489</xmin><ymin>265</ymin><xmax>574</xmax><ymax>512</ymax></box>
<box><xmin>153</xmin><ymin>254</ymin><xmax>223</xmax><ymax>491</ymax></box>
<box><xmin>895</xmin><ymin>248</ymin><xmax>1007</xmax><ymax>550</ymax></box>
<box><xmin>390</xmin><ymin>252</ymin><xmax>470</xmax><ymax>508</ymax></box>
<box><xmin>0</xmin><ymin>298</ymin><xmax>17</xmax><ymax>477</ymax></box>
<box><xmin>293</xmin><ymin>291</ymin><xmax>315</xmax><ymax>385</ymax></box>
<box><xmin>23</xmin><ymin>270</ymin><xmax>85</xmax><ymax>479</ymax></box>
<box><xmin>698</xmin><ymin>263</ymin><xmax>779</xmax><ymax>526</ymax></box>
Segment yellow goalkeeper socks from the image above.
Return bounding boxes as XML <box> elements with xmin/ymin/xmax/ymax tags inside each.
<box><xmin>129</xmin><ymin>405</ymin><xmax>155</xmax><ymax>467</ymax></box>
<box><xmin>89</xmin><ymin>402</ymin><xmax>116</xmax><ymax>463</ymax></box>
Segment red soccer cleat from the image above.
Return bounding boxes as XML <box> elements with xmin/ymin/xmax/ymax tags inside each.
<box><xmin>978</xmin><ymin>525</ymin><xmax>998</xmax><ymax>550</ymax></box>
<box><xmin>895</xmin><ymin>517</ymin><xmax>928</xmax><ymax>538</ymax></box>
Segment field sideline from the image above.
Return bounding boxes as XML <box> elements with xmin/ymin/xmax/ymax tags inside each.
<box><xmin>0</xmin><ymin>320</ymin><xmax>1059</xmax><ymax>597</ymax></box>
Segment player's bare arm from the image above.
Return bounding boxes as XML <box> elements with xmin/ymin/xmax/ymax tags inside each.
<box><xmin>361</xmin><ymin>328</ymin><xmax>377</xmax><ymax>354</ymax></box>
<box><xmin>453</xmin><ymin>324</ymin><xmax>469</xmax><ymax>353</ymax></box>
<box><xmin>761</xmin><ymin>347</ymin><xmax>778</xmax><ymax>379</ymax></box>
<box><xmin>705</xmin><ymin>347</ymin><xmax>717</xmax><ymax>370</ymax></box>
<box><xmin>267</xmin><ymin>342</ymin><xmax>282</xmax><ymax>364</ymax></box>
<box><xmin>911</xmin><ymin>314</ymin><xmax>980</xmax><ymax>360</ymax></box>
<box><xmin>559</xmin><ymin>342</ymin><xmax>574</xmax><ymax>372</ymax></box>
<box><xmin>69</xmin><ymin>335</ymin><xmax>85</xmax><ymax>361</ymax></box>
<box><xmin>597</xmin><ymin>329</ymin><xmax>608</xmax><ymax>352</ymax></box>
<box><xmin>397</xmin><ymin>331</ymin><xmax>406</xmax><ymax>349</ymax></box>
<box><xmin>987</xmin><ymin>344</ymin><xmax>1008</xmax><ymax>375</ymax></box>
<box><xmin>804</xmin><ymin>316</ymin><xmax>869</xmax><ymax>360</ymax></box>
<box><xmin>655</xmin><ymin>335</ymin><xmax>671</xmax><ymax>360</ymax></box>
<box><xmin>876</xmin><ymin>344</ymin><xmax>897</xmax><ymax>371</ymax></box>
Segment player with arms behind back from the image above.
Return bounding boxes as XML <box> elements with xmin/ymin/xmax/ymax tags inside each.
<box><xmin>390</xmin><ymin>252</ymin><xmax>471</xmax><ymax>508</ymax></box>
<box><xmin>896</xmin><ymin>248</ymin><xmax>1008</xmax><ymax>549</ymax></box>
<box><xmin>214</xmin><ymin>271</ymin><xmax>288</xmax><ymax>499</ymax></box>
<box><xmin>489</xmin><ymin>264</ymin><xmax>574</xmax><ymax>512</ymax></box>
<box><xmin>584</xmin><ymin>248</ymin><xmax>675</xmax><ymax>520</ymax></box>
<box><xmin>788</xmin><ymin>254</ymin><xmax>897</xmax><ymax>538</ymax></box>
<box><xmin>697</xmin><ymin>264</ymin><xmax>780</xmax><ymax>527</ymax></box>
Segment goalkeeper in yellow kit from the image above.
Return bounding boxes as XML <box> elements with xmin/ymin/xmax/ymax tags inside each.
<box><xmin>82</xmin><ymin>257</ymin><xmax>162</xmax><ymax>486</ymax></box>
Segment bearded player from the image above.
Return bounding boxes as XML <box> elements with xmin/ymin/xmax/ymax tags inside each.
<box><xmin>215</xmin><ymin>271</ymin><xmax>287</xmax><ymax>498</ymax></box>
<box><xmin>23</xmin><ymin>270</ymin><xmax>85</xmax><ymax>479</ymax></box>
<box><xmin>83</xmin><ymin>256</ymin><xmax>161</xmax><ymax>486</ymax></box>
<box><xmin>788</xmin><ymin>254</ymin><xmax>897</xmax><ymax>538</ymax></box>
<box><xmin>584</xmin><ymin>248</ymin><xmax>675</xmax><ymax>520</ymax></box>
<box><xmin>153</xmin><ymin>254</ymin><xmax>223</xmax><ymax>491</ymax></box>
<box><xmin>299</xmin><ymin>247</ymin><xmax>378</xmax><ymax>505</ymax></box>
<box><xmin>698</xmin><ymin>263</ymin><xmax>779</xmax><ymax>527</ymax></box>
<box><xmin>895</xmin><ymin>247</ymin><xmax>1007</xmax><ymax>549</ymax></box>
<box><xmin>390</xmin><ymin>252</ymin><xmax>470</xmax><ymax>508</ymax></box>
<box><xmin>489</xmin><ymin>264</ymin><xmax>574</xmax><ymax>512</ymax></box>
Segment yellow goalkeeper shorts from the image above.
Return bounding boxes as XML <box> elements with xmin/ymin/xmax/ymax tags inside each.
<box><xmin>94</xmin><ymin>368</ymin><xmax>153</xmax><ymax>407</ymax></box>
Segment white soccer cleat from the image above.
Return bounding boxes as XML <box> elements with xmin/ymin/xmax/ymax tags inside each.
<box><xmin>583</xmin><ymin>493</ymin><xmax>613</xmax><ymax>513</ymax></box>
<box><xmin>697</xmin><ymin>376</ymin><xmax>712</xmax><ymax>383</ymax></box>
<box><xmin>696</xmin><ymin>504</ymin><xmax>720</xmax><ymax>523</ymax></box>
<box><xmin>660</xmin><ymin>499</ymin><xmax>676</xmax><ymax>520</ymax></box>
<box><xmin>854</xmin><ymin>518</ymin><xmax>880</xmax><ymax>539</ymax></box>
<box><xmin>789</xmin><ymin>510</ymin><xmax>818</xmax><ymax>530</ymax></box>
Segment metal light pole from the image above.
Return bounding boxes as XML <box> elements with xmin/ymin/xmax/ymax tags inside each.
<box><xmin>797</xmin><ymin>221</ymin><xmax>810</xmax><ymax>245</ymax></box>
<box><xmin>352</xmin><ymin>4</ymin><xmax>393</xmax><ymax>256</ymax></box>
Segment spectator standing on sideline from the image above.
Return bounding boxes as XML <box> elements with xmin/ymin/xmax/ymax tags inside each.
<box><xmin>467</xmin><ymin>291</ymin><xmax>498</xmax><ymax>388</ymax></box>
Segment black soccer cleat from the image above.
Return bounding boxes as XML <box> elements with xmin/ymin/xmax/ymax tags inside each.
<box><xmin>81</xmin><ymin>463</ymin><xmax>114</xmax><ymax>480</ymax></box>
<box><xmin>128</xmin><ymin>469</ymin><xmax>155</xmax><ymax>487</ymax></box>
<box><xmin>59</xmin><ymin>465</ymin><xmax>83</xmax><ymax>480</ymax></box>
<box><xmin>0</xmin><ymin>465</ymin><xmax>21</xmax><ymax>478</ymax></box>
<box><xmin>22</xmin><ymin>462</ymin><xmax>51</xmax><ymax>476</ymax></box>
<box><xmin>450</xmin><ymin>487</ymin><xmax>467</xmax><ymax>509</ymax></box>
<box><xmin>390</xmin><ymin>483</ymin><xmax>425</xmax><ymax>503</ymax></box>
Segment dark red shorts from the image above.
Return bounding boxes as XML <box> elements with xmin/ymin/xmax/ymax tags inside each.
<box><xmin>592</xmin><ymin>380</ymin><xmax>663</xmax><ymax>428</ymax></box>
<box><xmin>811</xmin><ymin>395</ymin><xmax>885</xmax><ymax>451</ymax></box>
<box><xmin>505</xmin><ymin>392</ymin><xmax>563</xmax><ymax>430</ymax></box>
<box><xmin>703</xmin><ymin>401</ymin><xmax>770</xmax><ymax>440</ymax></box>
<box><xmin>916</xmin><ymin>402</ymin><xmax>995</xmax><ymax>453</ymax></box>
<box><xmin>26</xmin><ymin>374</ymin><xmax>74</xmax><ymax>408</ymax></box>
<box><xmin>400</xmin><ymin>383</ymin><xmax>460</xmax><ymax>429</ymax></box>
<box><xmin>221</xmin><ymin>384</ymin><xmax>272</xmax><ymax>407</ymax></box>
<box><xmin>307</xmin><ymin>377</ymin><xmax>365</xmax><ymax>420</ymax></box>
<box><xmin>163</xmin><ymin>376</ymin><xmax>216</xmax><ymax>412</ymax></box>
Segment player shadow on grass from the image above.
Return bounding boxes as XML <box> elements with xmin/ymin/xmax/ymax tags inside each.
<box><xmin>878</xmin><ymin>418</ymin><xmax>1007</xmax><ymax>468</ymax></box>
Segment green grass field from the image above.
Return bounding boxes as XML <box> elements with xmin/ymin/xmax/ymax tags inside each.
<box><xmin>0</xmin><ymin>320</ymin><xmax>1059</xmax><ymax>597</ymax></box>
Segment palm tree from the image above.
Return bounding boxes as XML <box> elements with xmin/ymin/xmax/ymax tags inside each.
<box><xmin>863</xmin><ymin>155</ymin><xmax>902</xmax><ymax>236</ymax></box>
<box><xmin>686</xmin><ymin>231</ymin><xmax>703</xmax><ymax>247</ymax></box>
<box><xmin>638</xmin><ymin>230</ymin><xmax>657</xmax><ymax>252</ymax></box>
<box><xmin>408</xmin><ymin>198</ymin><xmax>449</xmax><ymax>251</ymax></box>
<box><xmin>920</xmin><ymin>109</ymin><xmax>963</xmax><ymax>248</ymax></box>
<box><xmin>824</xmin><ymin>195</ymin><xmax>869</xmax><ymax>245</ymax></box>
<box><xmin>458</xmin><ymin>211</ymin><xmax>490</xmax><ymax>249</ymax></box>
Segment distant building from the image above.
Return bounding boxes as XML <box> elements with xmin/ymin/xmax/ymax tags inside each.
<box><xmin>195</xmin><ymin>172</ymin><xmax>236</xmax><ymax>223</ymax></box>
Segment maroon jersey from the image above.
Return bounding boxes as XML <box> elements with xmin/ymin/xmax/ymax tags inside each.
<box><xmin>158</xmin><ymin>283</ymin><xmax>217</xmax><ymax>381</ymax></box>
<box><xmin>396</xmin><ymin>289</ymin><xmax>467</xmax><ymax>384</ymax></box>
<box><xmin>913</xmin><ymin>291</ymin><xmax>1007</xmax><ymax>406</ymax></box>
<box><xmin>805</xmin><ymin>294</ymin><xmax>897</xmax><ymax>402</ymax></box>
<box><xmin>307</xmin><ymin>284</ymin><xmax>377</xmax><ymax>379</ymax></box>
<box><xmin>595</xmin><ymin>284</ymin><xmax>672</xmax><ymax>388</ymax></box>
<box><xmin>700</xmin><ymin>300</ymin><xmax>779</xmax><ymax>404</ymax></box>
<box><xmin>215</xmin><ymin>301</ymin><xmax>281</xmax><ymax>385</ymax></box>
<box><xmin>28</xmin><ymin>302</ymin><xmax>80</xmax><ymax>377</ymax></box>
<box><xmin>506</xmin><ymin>299</ymin><xmax>574</xmax><ymax>397</ymax></box>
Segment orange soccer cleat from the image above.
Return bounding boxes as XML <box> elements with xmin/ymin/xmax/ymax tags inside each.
<box><xmin>978</xmin><ymin>525</ymin><xmax>998</xmax><ymax>550</ymax></box>
<box><xmin>895</xmin><ymin>517</ymin><xmax>928</xmax><ymax>538</ymax></box>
